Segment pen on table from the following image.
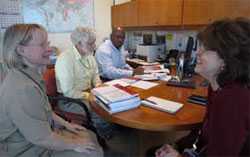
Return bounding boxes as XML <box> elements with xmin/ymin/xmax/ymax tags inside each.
<box><xmin>144</xmin><ymin>99</ymin><xmax>158</xmax><ymax>105</ymax></box>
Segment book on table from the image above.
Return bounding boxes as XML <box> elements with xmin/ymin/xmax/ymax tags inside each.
<box><xmin>142</xmin><ymin>96</ymin><xmax>183</xmax><ymax>114</ymax></box>
<box><xmin>91</xmin><ymin>85</ymin><xmax>141</xmax><ymax>114</ymax></box>
<box><xmin>94</xmin><ymin>96</ymin><xmax>140</xmax><ymax>114</ymax></box>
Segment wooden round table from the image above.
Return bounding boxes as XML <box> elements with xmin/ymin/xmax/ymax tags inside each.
<box><xmin>90</xmin><ymin>76</ymin><xmax>207</xmax><ymax>132</ymax></box>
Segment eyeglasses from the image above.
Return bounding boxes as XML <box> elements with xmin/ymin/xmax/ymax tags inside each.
<box><xmin>26</xmin><ymin>41</ymin><xmax>50</xmax><ymax>48</ymax></box>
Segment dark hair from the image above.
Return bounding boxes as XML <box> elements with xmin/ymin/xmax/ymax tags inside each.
<box><xmin>197</xmin><ymin>18</ymin><xmax>250</xmax><ymax>87</ymax></box>
<box><xmin>110</xmin><ymin>27</ymin><xmax>125</xmax><ymax>38</ymax></box>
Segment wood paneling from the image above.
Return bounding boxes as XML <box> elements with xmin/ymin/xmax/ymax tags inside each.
<box><xmin>183</xmin><ymin>0</ymin><xmax>213</xmax><ymax>25</ymax></box>
<box><xmin>213</xmin><ymin>0</ymin><xmax>250</xmax><ymax>21</ymax></box>
<box><xmin>112</xmin><ymin>0</ymin><xmax>250</xmax><ymax>28</ymax></box>
<box><xmin>138</xmin><ymin>0</ymin><xmax>183</xmax><ymax>26</ymax></box>
<box><xmin>183</xmin><ymin>0</ymin><xmax>250</xmax><ymax>25</ymax></box>
<box><xmin>111</xmin><ymin>4</ymin><xmax>122</xmax><ymax>28</ymax></box>
<box><xmin>111</xmin><ymin>1</ymin><xmax>138</xmax><ymax>28</ymax></box>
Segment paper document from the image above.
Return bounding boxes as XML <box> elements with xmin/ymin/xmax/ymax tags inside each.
<box><xmin>130</xmin><ymin>80</ymin><xmax>159</xmax><ymax>90</ymax></box>
<box><xmin>134</xmin><ymin>74</ymin><xmax>159</xmax><ymax>81</ymax></box>
<box><xmin>142</xmin><ymin>96</ymin><xmax>183</xmax><ymax>114</ymax></box>
<box><xmin>104</xmin><ymin>78</ymin><xmax>138</xmax><ymax>87</ymax></box>
<box><xmin>144</xmin><ymin>68</ymin><xmax>170</xmax><ymax>74</ymax></box>
<box><xmin>126</xmin><ymin>58</ymin><xmax>160</xmax><ymax>66</ymax></box>
<box><xmin>104</xmin><ymin>79</ymin><xmax>130</xmax><ymax>87</ymax></box>
<box><xmin>160</xmin><ymin>75</ymin><xmax>172</xmax><ymax>82</ymax></box>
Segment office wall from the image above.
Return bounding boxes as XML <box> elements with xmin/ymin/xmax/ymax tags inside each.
<box><xmin>0</xmin><ymin>32</ymin><xmax>3</xmax><ymax>62</ymax></box>
<box><xmin>49</xmin><ymin>0</ymin><xmax>113</xmax><ymax>53</ymax></box>
<box><xmin>115</xmin><ymin>0</ymin><xmax>131</xmax><ymax>4</ymax></box>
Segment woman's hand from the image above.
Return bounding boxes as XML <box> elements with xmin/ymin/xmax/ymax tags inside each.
<box><xmin>65</xmin><ymin>122</ymin><xmax>87</xmax><ymax>134</ymax></box>
<box><xmin>73</xmin><ymin>131</ymin><xmax>97</xmax><ymax>153</ymax></box>
<box><xmin>155</xmin><ymin>144</ymin><xmax>181</xmax><ymax>157</ymax></box>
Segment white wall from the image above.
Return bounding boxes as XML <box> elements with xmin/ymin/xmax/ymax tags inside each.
<box><xmin>94</xmin><ymin>0</ymin><xmax>113</xmax><ymax>45</ymax></box>
<box><xmin>49</xmin><ymin>0</ymin><xmax>113</xmax><ymax>53</ymax></box>
<box><xmin>115</xmin><ymin>0</ymin><xmax>131</xmax><ymax>5</ymax></box>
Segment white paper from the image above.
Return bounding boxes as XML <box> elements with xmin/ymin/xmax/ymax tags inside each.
<box><xmin>159</xmin><ymin>75</ymin><xmax>172</xmax><ymax>82</ymax></box>
<box><xmin>130</xmin><ymin>80</ymin><xmax>159</xmax><ymax>90</ymax></box>
<box><xmin>104</xmin><ymin>78</ymin><xmax>138</xmax><ymax>87</ymax></box>
<box><xmin>104</xmin><ymin>79</ymin><xmax>130</xmax><ymax>87</ymax></box>
<box><xmin>142</xmin><ymin>96</ymin><xmax>183</xmax><ymax>113</ymax></box>
<box><xmin>126</xmin><ymin>58</ymin><xmax>160</xmax><ymax>66</ymax></box>
<box><xmin>134</xmin><ymin>74</ymin><xmax>159</xmax><ymax>81</ymax></box>
<box><xmin>144</xmin><ymin>68</ymin><xmax>170</xmax><ymax>74</ymax></box>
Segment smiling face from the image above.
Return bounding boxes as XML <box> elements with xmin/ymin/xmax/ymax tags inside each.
<box><xmin>19</xmin><ymin>29</ymin><xmax>51</xmax><ymax>67</ymax></box>
<box><xmin>195</xmin><ymin>45</ymin><xmax>225</xmax><ymax>81</ymax></box>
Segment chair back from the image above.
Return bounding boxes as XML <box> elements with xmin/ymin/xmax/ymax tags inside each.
<box><xmin>43</xmin><ymin>66</ymin><xmax>57</xmax><ymax>97</ymax></box>
<box><xmin>42</xmin><ymin>66</ymin><xmax>107</xmax><ymax>148</ymax></box>
<box><xmin>43</xmin><ymin>66</ymin><xmax>59</xmax><ymax>108</ymax></box>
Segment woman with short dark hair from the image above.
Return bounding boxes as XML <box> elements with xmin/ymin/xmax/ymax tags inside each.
<box><xmin>155</xmin><ymin>18</ymin><xmax>250</xmax><ymax>157</ymax></box>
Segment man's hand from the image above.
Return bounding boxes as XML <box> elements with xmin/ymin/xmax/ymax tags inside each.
<box><xmin>133</xmin><ymin>66</ymin><xmax>144</xmax><ymax>75</ymax></box>
<box><xmin>82</xmin><ymin>92</ymin><xmax>90</xmax><ymax>100</ymax></box>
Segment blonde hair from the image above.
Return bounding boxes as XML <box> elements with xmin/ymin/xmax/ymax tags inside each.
<box><xmin>70</xmin><ymin>27</ymin><xmax>96</xmax><ymax>45</ymax></box>
<box><xmin>2</xmin><ymin>24</ymin><xmax>46</xmax><ymax>71</ymax></box>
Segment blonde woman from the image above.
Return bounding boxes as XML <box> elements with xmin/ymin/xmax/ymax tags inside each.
<box><xmin>0</xmin><ymin>24</ymin><xmax>103</xmax><ymax>157</ymax></box>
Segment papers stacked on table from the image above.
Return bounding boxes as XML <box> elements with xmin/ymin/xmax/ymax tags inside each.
<box><xmin>126</xmin><ymin>58</ymin><xmax>160</xmax><ymax>66</ymax></box>
<box><xmin>104</xmin><ymin>78</ymin><xmax>159</xmax><ymax>90</ymax></box>
<box><xmin>130</xmin><ymin>80</ymin><xmax>159</xmax><ymax>90</ymax></box>
<box><xmin>134</xmin><ymin>64</ymin><xmax>171</xmax><ymax>81</ymax></box>
<box><xmin>91</xmin><ymin>85</ymin><xmax>140</xmax><ymax>114</ymax></box>
<box><xmin>104</xmin><ymin>78</ymin><xmax>139</xmax><ymax>87</ymax></box>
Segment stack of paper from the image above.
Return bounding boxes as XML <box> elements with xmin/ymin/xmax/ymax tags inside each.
<box><xmin>104</xmin><ymin>78</ymin><xmax>139</xmax><ymax>87</ymax></box>
<box><xmin>134</xmin><ymin>74</ymin><xmax>159</xmax><ymax>81</ymax></box>
<box><xmin>142</xmin><ymin>96</ymin><xmax>183</xmax><ymax>114</ymax></box>
<box><xmin>91</xmin><ymin>85</ymin><xmax>140</xmax><ymax>114</ymax></box>
<box><xmin>130</xmin><ymin>80</ymin><xmax>159</xmax><ymax>90</ymax></box>
<box><xmin>126</xmin><ymin>58</ymin><xmax>160</xmax><ymax>66</ymax></box>
<box><xmin>134</xmin><ymin>73</ymin><xmax>171</xmax><ymax>81</ymax></box>
<box><xmin>144</xmin><ymin>68</ymin><xmax>170</xmax><ymax>74</ymax></box>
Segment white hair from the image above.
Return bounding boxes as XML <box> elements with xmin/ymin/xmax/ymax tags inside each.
<box><xmin>70</xmin><ymin>27</ymin><xmax>96</xmax><ymax>45</ymax></box>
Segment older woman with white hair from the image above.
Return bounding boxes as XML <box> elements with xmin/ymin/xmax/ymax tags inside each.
<box><xmin>55</xmin><ymin>27</ymin><xmax>102</xmax><ymax>114</ymax></box>
<box><xmin>0</xmin><ymin>24</ymin><xmax>103</xmax><ymax>157</ymax></box>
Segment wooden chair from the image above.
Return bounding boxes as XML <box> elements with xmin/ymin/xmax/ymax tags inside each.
<box><xmin>43</xmin><ymin>66</ymin><xmax>91</xmax><ymax>126</ymax></box>
<box><xmin>42</xmin><ymin>66</ymin><xmax>107</xmax><ymax>148</ymax></box>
